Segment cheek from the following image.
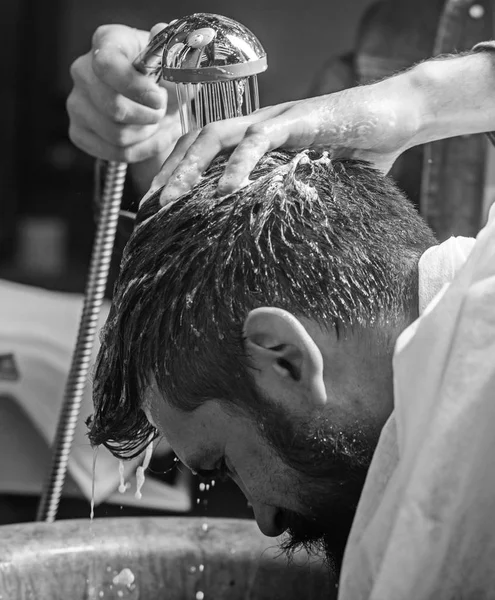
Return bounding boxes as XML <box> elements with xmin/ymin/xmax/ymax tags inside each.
<box><xmin>227</xmin><ymin>431</ymin><xmax>293</xmax><ymax>503</ymax></box>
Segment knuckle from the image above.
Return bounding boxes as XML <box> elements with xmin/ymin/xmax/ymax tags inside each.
<box><xmin>92</xmin><ymin>48</ymin><xmax>113</xmax><ymax>79</ymax></box>
<box><xmin>118</xmin><ymin>146</ymin><xmax>138</xmax><ymax>163</ymax></box>
<box><xmin>65</xmin><ymin>92</ymin><xmax>77</xmax><ymax>117</ymax></box>
<box><xmin>68</xmin><ymin>124</ymin><xmax>84</xmax><ymax>150</ymax></box>
<box><xmin>108</xmin><ymin>97</ymin><xmax>129</xmax><ymax>124</ymax></box>
<box><xmin>245</xmin><ymin>123</ymin><xmax>269</xmax><ymax>139</ymax></box>
<box><xmin>199</xmin><ymin>122</ymin><xmax>219</xmax><ymax>137</ymax></box>
<box><xmin>113</xmin><ymin>125</ymin><xmax>131</xmax><ymax>148</ymax></box>
<box><xmin>69</xmin><ymin>56</ymin><xmax>86</xmax><ymax>84</ymax></box>
<box><xmin>91</xmin><ymin>25</ymin><xmax>112</xmax><ymax>48</ymax></box>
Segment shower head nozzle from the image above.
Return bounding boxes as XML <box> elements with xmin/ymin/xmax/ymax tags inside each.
<box><xmin>134</xmin><ymin>13</ymin><xmax>267</xmax><ymax>83</ymax></box>
<box><xmin>134</xmin><ymin>13</ymin><xmax>267</xmax><ymax>133</ymax></box>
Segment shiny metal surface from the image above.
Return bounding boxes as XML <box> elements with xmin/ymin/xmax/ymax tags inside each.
<box><xmin>134</xmin><ymin>13</ymin><xmax>267</xmax><ymax>83</ymax></box>
<box><xmin>36</xmin><ymin>162</ymin><xmax>127</xmax><ymax>523</ymax></box>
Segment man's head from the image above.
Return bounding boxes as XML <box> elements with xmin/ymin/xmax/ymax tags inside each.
<box><xmin>90</xmin><ymin>149</ymin><xmax>436</xmax><ymax>569</ymax></box>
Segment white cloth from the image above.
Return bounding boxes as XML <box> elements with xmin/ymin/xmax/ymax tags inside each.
<box><xmin>0</xmin><ymin>280</ymin><xmax>190</xmax><ymax>512</ymax></box>
<box><xmin>339</xmin><ymin>203</ymin><xmax>495</xmax><ymax>599</ymax></box>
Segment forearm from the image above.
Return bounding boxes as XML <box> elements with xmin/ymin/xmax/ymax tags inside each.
<box><xmin>407</xmin><ymin>45</ymin><xmax>495</xmax><ymax>148</ymax></box>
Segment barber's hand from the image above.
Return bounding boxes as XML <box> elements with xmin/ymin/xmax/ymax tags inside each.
<box><xmin>67</xmin><ymin>24</ymin><xmax>182</xmax><ymax>194</ymax></box>
<box><xmin>153</xmin><ymin>74</ymin><xmax>423</xmax><ymax>205</ymax></box>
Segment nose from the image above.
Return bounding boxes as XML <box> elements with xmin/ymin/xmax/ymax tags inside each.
<box><xmin>250</xmin><ymin>501</ymin><xmax>287</xmax><ymax>537</ymax></box>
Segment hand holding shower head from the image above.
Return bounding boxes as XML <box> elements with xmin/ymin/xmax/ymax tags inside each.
<box><xmin>37</xmin><ymin>14</ymin><xmax>267</xmax><ymax>523</ymax></box>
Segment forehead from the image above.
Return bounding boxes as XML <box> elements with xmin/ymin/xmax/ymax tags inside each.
<box><xmin>145</xmin><ymin>384</ymin><xmax>229</xmax><ymax>467</ymax></box>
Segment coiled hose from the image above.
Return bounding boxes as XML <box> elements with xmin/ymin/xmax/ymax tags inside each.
<box><xmin>36</xmin><ymin>162</ymin><xmax>127</xmax><ymax>523</ymax></box>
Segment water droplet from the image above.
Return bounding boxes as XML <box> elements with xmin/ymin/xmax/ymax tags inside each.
<box><xmin>196</xmin><ymin>592</ymin><xmax>205</xmax><ymax>600</ymax></box>
<box><xmin>211</xmin><ymin>480</ymin><xmax>215</xmax><ymax>487</ymax></box>
<box><xmin>112</xmin><ymin>568</ymin><xmax>135</xmax><ymax>587</ymax></box>
<box><xmin>199</xmin><ymin>564</ymin><xmax>205</xmax><ymax>572</ymax></box>
<box><xmin>201</xmin><ymin>523</ymin><xmax>209</xmax><ymax>532</ymax></box>
<box><xmin>117</xmin><ymin>592</ymin><xmax>124</xmax><ymax>598</ymax></box>
<box><xmin>196</xmin><ymin>498</ymin><xmax>200</xmax><ymax>505</ymax></box>
<box><xmin>199</xmin><ymin>482</ymin><xmax>206</xmax><ymax>492</ymax></box>
<box><xmin>99</xmin><ymin>592</ymin><xmax>104</xmax><ymax>598</ymax></box>
<box><xmin>90</xmin><ymin>446</ymin><xmax>98</xmax><ymax>521</ymax></box>
<box><xmin>189</xmin><ymin>566</ymin><xmax>197</xmax><ymax>573</ymax></box>
<box><xmin>469</xmin><ymin>4</ymin><xmax>484</xmax><ymax>18</ymax></box>
<box><xmin>205</xmin><ymin>484</ymin><xmax>210</xmax><ymax>491</ymax></box>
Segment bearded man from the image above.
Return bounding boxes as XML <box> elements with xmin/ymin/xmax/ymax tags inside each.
<box><xmin>89</xmin><ymin>149</ymin><xmax>437</xmax><ymax>570</ymax></box>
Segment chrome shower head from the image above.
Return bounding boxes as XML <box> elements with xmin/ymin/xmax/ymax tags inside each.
<box><xmin>134</xmin><ymin>13</ymin><xmax>267</xmax><ymax>133</ymax></box>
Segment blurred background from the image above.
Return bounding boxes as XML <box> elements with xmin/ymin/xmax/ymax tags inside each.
<box><xmin>0</xmin><ymin>0</ymin><xmax>375</xmax><ymax>291</ymax></box>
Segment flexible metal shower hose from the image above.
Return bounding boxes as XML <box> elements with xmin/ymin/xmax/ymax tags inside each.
<box><xmin>36</xmin><ymin>161</ymin><xmax>127</xmax><ymax>523</ymax></box>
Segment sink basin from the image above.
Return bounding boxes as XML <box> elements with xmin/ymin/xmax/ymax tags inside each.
<box><xmin>0</xmin><ymin>517</ymin><xmax>336</xmax><ymax>599</ymax></box>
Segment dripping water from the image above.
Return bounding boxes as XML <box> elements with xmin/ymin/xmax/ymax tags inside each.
<box><xmin>135</xmin><ymin>439</ymin><xmax>154</xmax><ymax>500</ymax></box>
<box><xmin>177</xmin><ymin>76</ymin><xmax>259</xmax><ymax>135</ymax></box>
<box><xmin>235</xmin><ymin>79</ymin><xmax>246</xmax><ymax>117</ymax></box>
<box><xmin>90</xmin><ymin>446</ymin><xmax>99</xmax><ymax>521</ymax></box>
<box><xmin>118</xmin><ymin>459</ymin><xmax>127</xmax><ymax>494</ymax></box>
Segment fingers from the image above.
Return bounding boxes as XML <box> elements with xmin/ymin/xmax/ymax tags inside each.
<box><xmin>158</xmin><ymin>119</ymin><xmax>253</xmax><ymax>205</ymax></box>
<box><xmin>139</xmin><ymin>130</ymin><xmax>202</xmax><ymax>208</ymax></box>
<box><xmin>150</xmin><ymin>129</ymin><xmax>201</xmax><ymax>192</ymax></box>
<box><xmin>68</xmin><ymin>23</ymin><xmax>182</xmax><ymax>164</ymax></box>
<box><xmin>69</xmin><ymin>119</ymin><xmax>177</xmax><ymax>164</ymax></box>
<box><xmin>90</xmin><ymin>25</ymin><xmax>166</xmax><ymax>109</ymax></box>
<box><xmin>156</xmin><ymin>105</ymin><xmax>289</xmax><ymax>205</ymax></box>
<box><xmin>157</xmin><ymin>126</ymin><xmax>227</xmax><ymax>205</ymax></box>
<box><xmin>216</xmin><ymin>106</ymin><xmax>319</xmax><ymax>193</ymax></box>
<box><xmin>67</xmin><ymin>88</ymin><xmax>160</xmax><ymax>148</ymax></box>
<box><xmin>68</xmin><ymin>64</ymin><xmax>165</xmax><ymax>124</ymax></box>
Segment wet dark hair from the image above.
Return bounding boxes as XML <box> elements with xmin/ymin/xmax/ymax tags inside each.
<box><xmin>88</xmin><ymin>149</ymin><xmax>437</xmax><ymax>458</ymax></box>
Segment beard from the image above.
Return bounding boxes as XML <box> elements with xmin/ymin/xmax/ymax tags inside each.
<box><xmin>259</xmin><ymin>406</ymin><xmax>376</xmax><ymax>574</ymax></box>
<box><xmin>277</xmin><ymin>469</ymin><xmax>367</xmax><ymax>575</ymax></box>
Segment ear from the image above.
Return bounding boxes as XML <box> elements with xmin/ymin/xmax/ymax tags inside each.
<box><xmin>243</xmin><ymin>307</ymin><xmax>327</xmax><ymax>409</ymax></box>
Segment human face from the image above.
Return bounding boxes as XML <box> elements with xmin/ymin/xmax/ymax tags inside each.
<box><xmin>146</xmin><ymin>382</ymin><xmax>372</xmax><ymax>568</ymax></box>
